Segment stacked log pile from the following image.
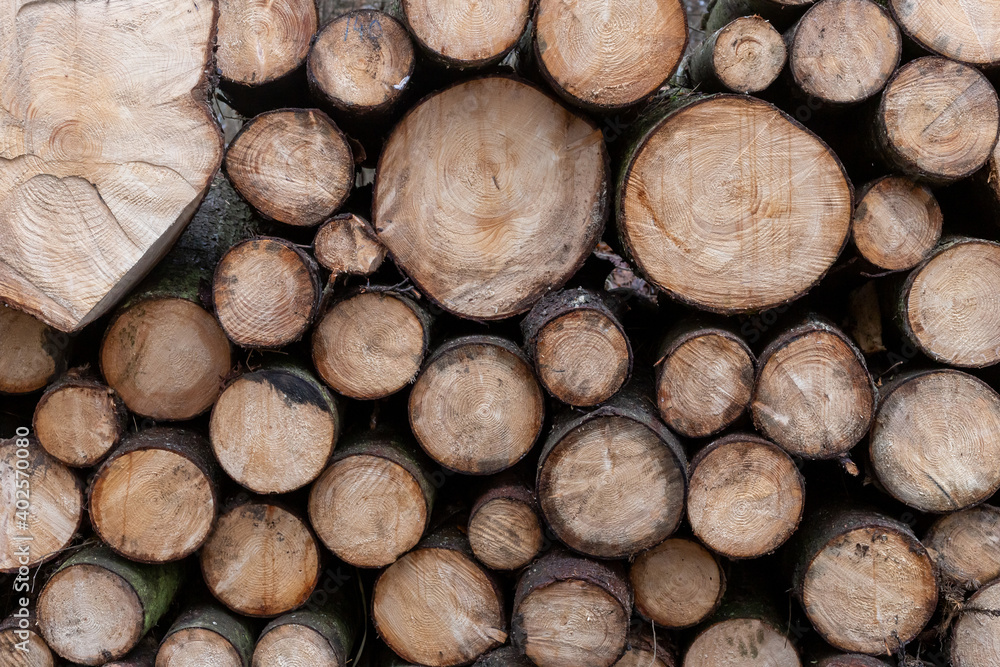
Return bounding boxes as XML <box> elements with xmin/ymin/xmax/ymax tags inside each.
<box><xmin>3</xmin><ymin>0</ymin><xmax>1000</xmax><ymax>665</ymax></box>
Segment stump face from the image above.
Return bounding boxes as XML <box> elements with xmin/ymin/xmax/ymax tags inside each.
<box><xmin>801</xmin><ymin>526</ymin><xmax>937</xmax><ymax>654</ymax></box>
<box><xmin>539</xmin><ymin>416</ymin><xmax>686</xmax><ymax>558</ymax></box>
<box><xmin>905</xmin><ymin>241</ymin><xmax>1000</xmax><ymax>367</ymax></box>
<box><xmin>871</xmin><ymin>370</ymin><xmax>1000</xmax><ymax>512</ymax></box>
<box><xmin>518</xmin><ymin>579</ymin><xmax>628</xmax><ymax>667</ymax></box>
<box><xmin>620</xmin><ymin>95</ymin><xmax>851</xmax><ymax>313</ymax></box>
<box><xmin>0</xmin><ymin>0</ymin><xmax>222</xmax><ymax>331</ymax></box>
<box><xmin>90</xmin><ymin>448</ymin><xmax>215</xmax><ymax>563</ymax></box>
<box><xmin>38</xmin><ymin>564</ymin><xmax>144</xmax><ymax>665</ymax></box>
<box><xmin>34</xmin><ymin>383</ymin><xmax>122</xmax><ymax>467</ymax></box>
<box><xmin>373</xmin><ymin>548</ymin><xmax>506</xmax><ymax>666</ymax></box>
<box><xmin>157</xmin><ymin>627</ymin><xmax>243</xmax><ymax>667</ymax></box>
<box><xmin>534</xmin><ymin>0</ymin><xmax>688</xmax><ymax>108</ymax></box>
<box><xmin>684</xmin><ymin>619</ymin><xmax>800</xmax><ymax>667</ymax></box>
<box><xmin>374</xmin><ymin>77</ymin><xmax>607</xmax><ymax>320</ymax></box>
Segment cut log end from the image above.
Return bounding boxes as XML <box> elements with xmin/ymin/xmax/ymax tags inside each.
<box><xmin>852</xmin><ymin>176</ymin><xmax>941</xmax><ymax>271</ymax></box>
<box><xmin>951</xmin><ymin>579</ymin><xmax>1000</xmax><ymax>667</ymax></box>
<box><xmin>253</xmin><ymin>624</ymin><xmax>343</xmax><ymax>667</ymax></box>
<box><xmin>309</xmin><ymin>454</ymin><xmax>428</xmax><ymax>568</ymax></box>
<box><xmin>889</xmin><ymin>0</ymin><xmax>1000</xmax><ymax>67</ymax></box>
<box><xmin>903</xmin><ymin>240</ymin><xmax>1000</xmax><ymax>367</ymax></box>
<box><xmin>410</xmin><ymin>337</ymin><xmax>544</xmax><ymax>475</ymax></box>
<box><xmin>630</xmin><ymin>537</ymin><xmax>725</xmax><ymax>628</ymax></box>
<box><xmin>877</xmin><ymin>57</ymin><xmax>999</xmax><ymax>183</ymax></box>
<box><xmin>684</xmin><ymin>619</ymin><xmax>801</xmax><ymax>667</ymax></box>
<box><xmin>308</xmin><ymin>11</ymin><xmax>414</xmax><ymax>115</ymax></box>
<box><xmin>538</xmin><ymin>415</ymin><xmax>686</xmax><ymax>559</ymax></box>
<box><xmin>313</xmin><ymin>214</ymin><xmax>386</xmax><ymax>276</ymax></box>
<box><xmin>211</xmin><ymin>366</ymin><xmax>338</xmax><ymax>494</ymax></box>
<box><xmin>200</xmin><ymin>502</ymin><xmax>321</xmax><ymax>617</ymax></box>
<box><xmin>403</xmin><ymin>0</ymin><xmax>530</xmax><ymax>66</ymax></box>
<box><xmin>799</xmin><ymin>521</ymin><xmax>937</xmax><ymax>654</ymax></box>
<box><xmin>375</xmin><ymin>77</ymin><xmax>607</xmax><ymax>320</ymax></box>
<box><xmin>871</xmin><ymin>370</ymin><xmax>1000</xmax><ymax>513</ymax></box>
<box><xmin>620</xmin><ymin>95</ymin><xmax>851</xmax><ymax>313</ymax></box>
<box><xmin>33</xmin><ymin>376</ymin><xmax>123</xmax><ymax>467</ymax></box>
<box><xmin>468</xmin><ymin>497</ymin><xmax>544</xmax><ymax>571</ymax></box>
<box><xmin>535</xmin><ymin>0</ymin><xmax>687</xmax><ymax>108</ymax></box>
<box><xmin>788</xmin><ymin>0</ymin><xmax>900</xmax><ymax>105</ymax></box>
<box><xmin>100</xmin><ymin>297</ymin><xmax>231</xmax><ymax>421</ymax></box>
<box><xmin>226</xmin><ymin>109</ymin><xmax>354</xmax><ymax>227</ymax></box>
<box><xmin>213</xmin><ymin>237</ymin><xmax>321</xmax><ymax>349</ymax></box>
<box><xmin>374</xmin><ymin>547</ymin><xmax>506</xmax><ymax>666</ymax></box>
<box><xmin>0</xmin><ymin>440</ymin><xmax>82</xmax><ymax>573</ymax></box>
<box><xmin>217</xmin><ymin>0</ymin><xmax>318</xmax><ymax>85</ymax></box>
<box><xmin>695</xmin><ymin>16</ymin><xmax>786</xmax><ymax>94</ymax></box>
<box><xmin>313</xmin><ymin>290</ymin><xmax>428</xmax><ymax>400</ymax></box>
<box><xmin>156</xmin><ymin>628</ymin><xmax>244</xmax><ymax>667</ymax></box>
<box><xmin>752</xmin><ymin>323</ymin><xmax>874</xmax><ymax>459</ymax></box>
<box><xmin>0</xmin><ymin>623</ymin><xmax>53</xmax><ymax>667</ymax></box>
<box><xmin>657</xmin><ymin>329</ymin><xmax>753</xmax><ymax>438</ymax></box>
<box><xmin>535</xmin><ymin>308</ymin><xmax>630</xmax><ymax>406</ymax></box>
<box><xmin>924</xmin><ymin>504</ymin><xmax>1000</xmax><ymax>590</ymax></box>
<box><xmin>687</xmin><ymin>435</ymin><xmax>804</xmax><ymax>559</ymax></box>
<box><xmin>0</xmin><ymin>307</ymin><xmax>64</xmax><ymax>395</ymax></box>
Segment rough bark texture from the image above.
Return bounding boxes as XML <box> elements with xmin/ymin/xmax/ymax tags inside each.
<box><xmin>0</xmin><ymin>0</ymin><xmax>223</xmax><ymax>332</ymax></box>
<box><xmin>537</xmin><ymin>383</ymin><xmax>688</xmax><ymax>559</ymax></box>
<box><xmin>88</xmin><ymin>427</ymin><xmax>220</xmax><ymax>563</ymax></box>
<box><xmin>703</xmin><ymin>0</ymin><xmax>815</xmax><ymax>33</ymax></box>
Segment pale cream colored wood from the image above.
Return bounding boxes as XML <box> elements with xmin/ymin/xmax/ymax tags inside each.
<box><xmin>952</xmin><ymin>580</ymin><xmax>1000</xmax><ymax>667</ymax></box>
<box><xmin>156</xmin><ymin>628</ymin><xmax>242</xmax><ymax>667</ymax></box>
<box><xmin>253</xmin><ymin>624</ymin><xmax>341</xmax><ymax>667</ymax></box>
<box><xmin>889</xmin><ymin>0</ymin><xmax>1000</xmax><ymax>66</ymax></box>
<box><xmin>535</xmin><ymin>310</ymin><xmax>630</xmax><ymax>406</ymax></box>
<box><xmin>684</xmin><ymin>619</ymin><xmax>800</xmax><ymax>667</ymax></box>
<box><xmin>217</xmin><ymin>0</ymin><xmax>318</xmax><ymax>85</ymax></box>
<box><xmin>852</xmin><ymin>176</ymin><xmax>941</xmax><ymax>271</ymax></box>
<box><xmin>630</xmin><ymin>537</ymin><xmax>723</xmax><ymax>628</ymax></box>
<box><xmin>402</xmin><ymin>0</ymin><xmax>530</xmax><ymax>66</ymax></box>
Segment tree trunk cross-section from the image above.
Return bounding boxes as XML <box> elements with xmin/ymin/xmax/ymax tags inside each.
<box><xmin>630</xmin><ymin>537</ymin><xmax>725</xmax><ymax>628</ymax></box>
<box><xmin>156</xmin><ymin>604</ymin><xmax>255</xmax><ymax>667</ymax></box>
<box><xmin>253</xmin><ymin>598</ymin><xmax>358</xmax><ymax>667</ymax></box>
<box><xmin>0</xmin><ymin>614</ymin><xmax>54</xmax><ymax>667</ymax></box>
<box><xmin>401</xmin><ymin>0</ymin><xmax>531</xmax><ymax>68</ymax></box>
<box><xmin>313</xmin><ymin>213</ymin><xmax>386</xmax><ymax>276</ymax></box>
<box><xmin>533</xmin><ymin>0</ymin><xmax>688</xmax><ymax>110</ymax></box>
<box><xmin>217</xmin><ymin>0</ymin><xmax>317</xmax><ymax>86</ymax></box>
<box><xmin>683</xmin><ymin>617</ymin><xmax>801</xmax><ymax>667</ymax></box>
<box><xmin>687</xmin><ymin>16</ymin><xmax>786</xmax><ymax>94</ymax></box>
<box><xmin>890</xmin><ymin>0</ymin><xmax>1000</xmax><ymax>68</ymax></box>
<box><xmin>0</xmin><ymin>0</ymin><xmax>223</xmax><ymax>332</ymax></box>
<box><xmin>374</xmin><ymin>77</ymin><xmax>608</xmax><ymax>321</ymax></box>
<box><xmin>923</xmin><ymin>504</ymin><xmax>1000</xmax><ymax>591</ymax></box>
<box><xmin>0</xmin><ymin>306</ymin><xmax>67</xmax><ymax>395</ymax></box>
<box><xmin>951</xmin><ymin>579</ymin><xmax>1000</xmax><ymax>667</ymax></box>
<box><xmin>33</xmin><ymin>370</ymin><xmax>125</xmax><ymax>467</ymax></box>
<box><xmin>618</xmin><ymin>94</ymin><xmax>852</xmax><ymax>314</ymax></box>
<box><xmin>467</xmin><ymin>475</ymin><xmax>544</xmax><ymax>571</ymax></box>
<box><xmin>851</xmin><ymin>176</ymin><xmax>941</xmax><ymax>272</ymax></box>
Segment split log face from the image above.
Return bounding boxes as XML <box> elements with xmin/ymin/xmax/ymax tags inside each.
<box><xmin>468</xmin><ymin>480</ymin><xmax>544</xmax><ymax>571</ymax></box>
<box><xmin>33</xmin><ymin>373</ymin><xmax>124</xmax><ymax>467</ymax></box>
<box><xmin>688</xmin><ymin>16</ymin><xmax>786</xmax><ymax>94</ymax></box>
<box><xmin>0</xmin><ymin>619</ymin><xmax>53</xmax><ymax>667</ymax></box>
<box><xmin>410</xmin><ymin>336</ymin><xmax>544</xmax><ymax>475</ymax></box>
<box><xmin>0</xmin><ymin>439</ymin><xmax>82</xmax><ymax>573</ymax></box>
<box><xmin>876</xmin><ymin>57</ymin><xmax>999</xmax><ymax>184</ymax></box>
<box><xmin>512</xmin><ymin>553</ymin><xmax>632</xmax><ymax>667</ymax></box>
<box><xmin>308</xmin><ymin>11</ymin><xmax>415</xmax><ymax>117</ymax></box>
<box><xmin>312</xmin><ymin>290</ymin><xmax>430</xmax><ymax>400</ymax></box>
<box><xmin>656</xmin><ymin>327</ymin><xmax>754</xmax><ymax>438</ymax></box>
<box><xmin>89</xmin><ymin>428</ymin><xmax>218</xmax><ymax>563</ymax></box>
<box><xmin>37</xmin><ymin>547</ymin><xmax>181</xmax><ymax>666</ymax></box>
<box><xmin>751</xmin><ymin>321</ymin><xmax>874</xmax><ymax>459</ymax></box>
<box><xmin>787</xmin><ymin>0</ymin><xmax>900</xmax><ymax>105</ymax></box>
<box><xmin>619</xmin><ymin>95</ymin><xmax>852</xmax><ymax>314</ymax></box>
<box><xmin>308</xmin><ymin>430</ymin><xmax>433</xmax><ymax>568</ymax></box>
<box><xmin>200</xmin><ymin>501</ymin><xmax>321</xmax><ymax>617</ymax></box>
<box><xmin>100</xmin><ymin>297</ymin><xmax>231</xmax><ymax>421</ymax></box>
<box><xmin>794</xmin><ymin>511</ymin><xmax>938</xmax><ymax>655</ymax></box>
<box><xmin>211</xmin><ymin>365</ymin><xmax>340</xmax><ymax>494</ymax></box>
<box><xmin>923</xmin><ymin>504</ymin><xmax>1000</xmax><ymax>589</ymax></box>
<box><xmin>225</xmin><ymin>109</ymin><xmax>354</xmax><ymax>227</ymax></box>
<box><xmin>630</xmin><ymin>537</ymin><xmax>725</xmax><ymax>628</ymax></box>
<box><xmin>374</xmin><ymin>77</ymin><xmax>608</xmax><ymax>320</ymax></box>
<box><xmin>402</xmin><ymin>0</ymin><xmax>530</xmax><ymax>67</ymax></box>
<box><xmin>901</xmin><ymin>239</ymin><xmax>1000</xmax><ymax>367</ymax></box>
<box><xmin>951</xmin><ymin>580</ymin><xmax>1000</xmax><ymax>667</ymax></box>
<box><xmin>213</xmin><ymin>237</ymin><xmax>321</xmax><ymax>349</ymax></box>
<box><xmin>373</xmin><ymin>536</ymin><xmax>507</xmax><ymax>666</ymax></box>
<box><xmin>683</xmin><ymin>619</ymin><xmax>801</xmax><ymax>667</ymax></box>
<box><xmin>686</xmin><ymin>434</ymin><xmax>804</xmax><ymax>559</ymax></box>
<box><xmin>0</xmin><ymin>0</ymin><xmax>222</xmax><ymax>332</ymax></box>
<box><xmin>523</xmin><ymin>289</ymin><xmax>632</xmax><ymax>407</ymax></box>
<box><xmin>313</xmin><ymin>213</ymin><xmax>386</xmax><ymax>276</ymax></box>
<box><xmin>217</xmin><ymin>0</ymin><xmax>318</xmax><ymax>86</ymax></box>
<box><xmin>0</xmin><ymin>307</ymin><xmax>65</xmax><ymax>395</ymax></box>
<box><xmin>870</xmin><ymin>370</ymin><xmax>1000</xmax><ymax>513</ymax></box>
<box><xmin>851</xmin><ymin>176</ymin><xmax>941</xmax><ymax>272</ymax></box>
<box><xmin>537</xmin><ymin>397</ymin><xmax>687</xmax><ymax>558</ymax></box>
<box><xmin>889</xmin><ymin>0</ymin><xmax>1000</xmax><ymax>67</ymax></box>
<box><xmin>533</xmin><ymin>0</ymin><xmax>688</xmax><ymax>109</ymax></box>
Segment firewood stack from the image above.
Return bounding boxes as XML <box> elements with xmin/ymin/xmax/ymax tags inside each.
<box><xmin>3</xmin><ymin>0</ymin><xmax>1000</xmax><ymax>665</ymax></box>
